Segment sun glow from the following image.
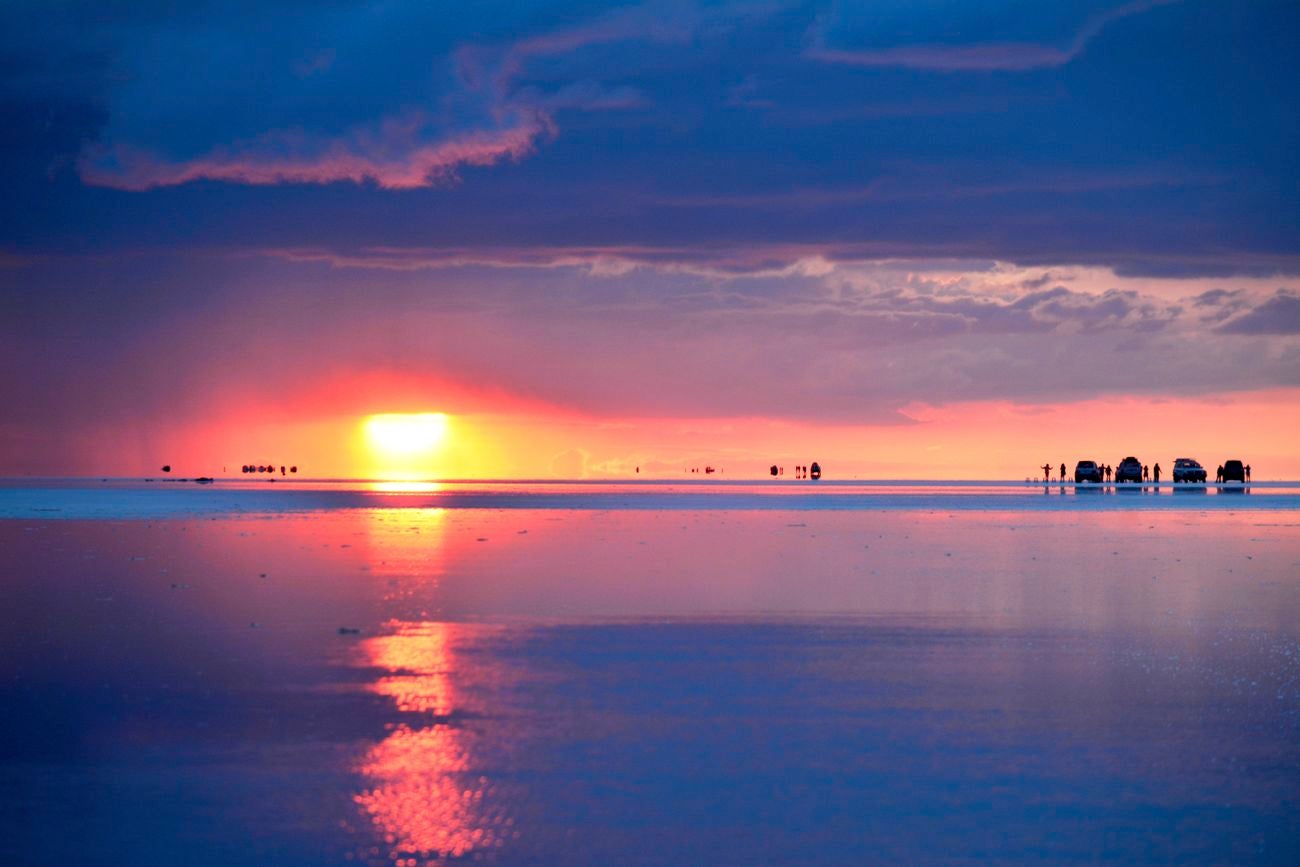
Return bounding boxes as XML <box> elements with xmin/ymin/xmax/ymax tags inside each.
<box><xmin>362</xmin><ymin>413</ymin><xmax>449</xmax><ymax>479</ymax></box>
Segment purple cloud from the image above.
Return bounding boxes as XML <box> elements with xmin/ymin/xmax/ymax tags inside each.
<box><xmin>1216</xmin><ymin>290</ymin><xmax>1300</xmax><ymax>335</ymax></box>
<box><xmin>809</xmin><ymin>0</ymin><xmax>1181</xmax><ymax>72</ymax></box>
<box><xmin>78</xmin><ymin>112</ymin><xmax>551</xmax><ymax>191</ymax></box>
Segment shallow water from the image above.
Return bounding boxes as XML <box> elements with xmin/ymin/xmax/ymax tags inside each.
<box><xmin>1</xmin><ymin>485</ymin><xmax>1298</xmax><ymax>864</ymax></box>
<box><xmin>1</xmin><ymin>477</ymin><xmax>1296</xmax><ymax>519</ymax></box>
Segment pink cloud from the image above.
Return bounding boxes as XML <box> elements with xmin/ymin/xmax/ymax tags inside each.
<box><xmin>809</xmin><ymin>0</ymin><xmax>1180</xmax><ymax>72</ymax></box>
<box><xmin>77</xmin><ymin>112</ymin><xmax>550</xmax><ymax>191</ymax></box>
<box><xmin>259</xmin><ymin>243</ymin><xmax>855</xmax><ymax>279</ymax></box>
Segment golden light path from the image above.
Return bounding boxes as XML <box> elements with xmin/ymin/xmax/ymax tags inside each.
<box><xmin>350</xmin><ymin>508</ymin><xmax>512</xmax><ymax>863</ymax></box>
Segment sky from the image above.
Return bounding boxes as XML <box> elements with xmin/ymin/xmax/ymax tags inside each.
<box><xmin>1</xmin><ymin>0</ymin><xmax>1298</xmax><ymax>478</ymax></box>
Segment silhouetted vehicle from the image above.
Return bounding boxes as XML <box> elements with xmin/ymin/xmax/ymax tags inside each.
<box><xmin>1074</xmin><ymin>460</ymin><xmax>1103</xmax><ymax>483</ymax></box>
<box><xmin>1172</xmin><ymin>458</ymin><xmax>1207</xmax><ymax>483</ymax></box>
<box><xmin>810</xmin><ymin>462</ymin><xmax>822</xmax><ymax>480</ymax></box>
<box><xmin>1222</xmin><ymin>460</ymin><xmax>1246</xmax><ymax>483</ymax></box>
<box><xmin>1115</xmin><ymin>457</ymin><xmax>1143</xmax><ymax>483</ymax></box>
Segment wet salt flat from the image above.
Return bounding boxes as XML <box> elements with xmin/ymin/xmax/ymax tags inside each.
<box><xmin>2</xmin><ymin>483</ymin><xmax>1299</xmax><ymax>864</ymax></box>
<box><xmin>1</xmin><ymin>477</ymin><xmax>1297</xmax><ymax>519</ymax></box>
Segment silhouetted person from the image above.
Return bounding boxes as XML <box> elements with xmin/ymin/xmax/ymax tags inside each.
<box><xmin>1142</xmin><ymin>465</ymin><xmax>1149</xmax><ymax>482</ymax></box>
<box><xmin>1216</xmin><ymin>465</ymin><xmax>1224</xmax><ymax>483</ymax></box>
<box><xmin>1059</xmin><ymin>463</ymin><xmax>1066</xmax><ymax>482</ymax></box>
<box><xmin>1041</xmin><ymin>463</ymin><xmax>1051</xmax><ymax>483</ymax></box>
<box><xmin>1105</xmin><ymin>465</ymin><xmax>1112</xmax><ymax>482</ymax></box>
<box><xmin>280</xmin><ymin>465</ymin><xmax>286</xmax><ymax>476</ymax></box>
<box><xmin>1245</xmin><ymin>464</ymin><xmax>1251</xmax><ymax>482</ymax></box>
<box><xmin>1153</xmin><ymin>463</ymin><xmax>1161</xmax><ymax>483</ymax></box>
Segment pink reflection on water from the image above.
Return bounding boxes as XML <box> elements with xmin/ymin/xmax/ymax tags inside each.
<box><xmin>365</xmin><ymin>621</ymin><xmax>456</xmax><ymax>715</ymax></box>
<box><xmin>353</xmin><ymin>620</ymin><xmax>508</xmax><ymax>862</ymax></box>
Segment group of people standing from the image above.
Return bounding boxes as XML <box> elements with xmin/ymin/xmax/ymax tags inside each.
<box><xmin>1216</xmin><ymin>464</ymin><xmax>1251</xmax><ymax>483</ymax></box>
<box><xmin>1040</xmin><ymin>462</ymin><xmax>1161</xmax><ymax>482</ymax></box>
<box><xmin>773</xmin><ymin>463</ymin><xmax>821</xmax><ymax>479</ymax></box>
<box><xmin>242</xmin><ymin>464</ymin><xmax>297</xmax><ymax>475</ymax></box>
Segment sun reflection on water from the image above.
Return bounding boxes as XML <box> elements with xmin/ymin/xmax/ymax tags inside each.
<box><xmin>369</xmin><ymin>481</ymin><xmax>444</xmax><ymax>494</ymax></box>
<box><xmin>365</xmin><ymin>621</ymin><xmax>456</xmax><ymax>715</ymax></box>
<box><xmin>353</xmin><ymin>620</ymin><xmax>508</xmax><ymax>863</ymax></box>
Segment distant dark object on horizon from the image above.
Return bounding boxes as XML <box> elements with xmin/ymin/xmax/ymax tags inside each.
<box><xmin>1074</xmin><ymin>461</ymin><xmax>1103</xmax><ymax>483</ymax></box>
<box><xmin>810</xmin><ymin>462</ymin><xmax>821</xmax><ymax>480</ymax></box>
<box><xmin>1222</xmin><ymin>460</ymin><xmax>1246</xmax><ymax>483</ymax></box>
<box><xmin>161</xmin><ymin>465</ymin><xmax>171</xmax><ymax>473</ymax></box>
<box><xmin>1115</xmin><ymin>457</ymin><xmax>1143</xmax><ymax>483</ymax></box>
<box><xmin>1172</xmin><ymin>458</ymin><xmax>1207</xmax><ymax>483</ymax></box>
<box><xmin>770</xmin><ymin>465</ymin><xmax>778</xmax><ymax>476</ymax></box>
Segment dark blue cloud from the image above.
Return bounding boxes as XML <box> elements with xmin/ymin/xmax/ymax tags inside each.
<box><xmin>0</xmin><ymin>0</ymin><xmax>1295</xmax><ymax>274</ymax></box>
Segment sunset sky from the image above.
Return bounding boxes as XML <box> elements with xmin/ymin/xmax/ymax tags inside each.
<box><xmin>2</xmin><ymin>0</ymin><xmax>1297</xmax><ymax>478</ymax></box>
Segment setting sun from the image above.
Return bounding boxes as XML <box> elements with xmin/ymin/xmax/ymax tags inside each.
<box><xmin>362</xmin><ymin>413</ymin><xmax>449</xmax><ymax>479</ymax></box>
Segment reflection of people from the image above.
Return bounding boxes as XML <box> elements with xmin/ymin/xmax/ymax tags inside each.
<box><xmin>1059</xmin><ymin>463</ymin><xmax>1066</xmax><ymax>482</ymax></box>
<box><xmin>1042</xmin><ymin>463</ymin><xmax>1051</xmax><ymax>483</ymax></box>
<box><xmin>1153</xmin><ymin>463</ymin><xmax>1161</xmax><ymax>483</ymax></box>
<box><xmin>1246</xmin><ymin>464</ymin><xmax>1252</xmax><ymax>482</ymax></box>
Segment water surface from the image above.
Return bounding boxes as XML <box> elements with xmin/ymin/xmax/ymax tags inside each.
<box><xmin>1</xmin><ymin>483</ymin><xmax>1297</xmax><ymax>864</ymax></box>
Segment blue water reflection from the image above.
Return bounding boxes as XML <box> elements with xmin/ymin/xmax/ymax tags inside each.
<box><xmin>1</xmin><ymin>500</ymin><xmax>1297</xmax><ymax>865</ymax></box>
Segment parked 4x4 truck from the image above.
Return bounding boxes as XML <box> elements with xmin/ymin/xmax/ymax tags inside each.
<box><xmin>1172</xmin><ymin>458</ymin><xmax>1207</xmax><ymax>483</ymax></box>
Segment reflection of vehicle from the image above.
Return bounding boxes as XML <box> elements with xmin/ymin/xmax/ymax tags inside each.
<box><xmin>1222</xmin><ymin>460</ymin><xmax>1246</xmax><ymax>483</ymax></box>
<box><xmin>1172</xmin><ymin>458</ymin><xmax>1206</xmax><ymax>483</ymax></box>
<box><xmin>1074</xmin><ymin>460</ymin><xmax>1103</xmax><ymax>483</ymax></box>
<box><xmin>1115</xmin><ymin>457</ymin><xmax>1143</xmax><ymax>483</ymax></box>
